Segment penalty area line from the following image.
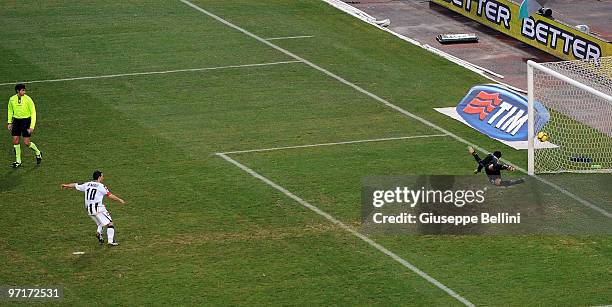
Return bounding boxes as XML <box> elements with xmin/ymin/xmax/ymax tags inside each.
<box><xmin>219</xmin><ymin>134</ymin><xmax>449</xmax><ymax>155</ymax></box>
<box><xmin>0</xmin><ymin>60</ymin><xmax>302</xmax><ymax>86</ymax></box>
<box><xmin>216</xmin><ymin>152</ymin><xmax>475</xmax><ymax>307</ymax></box>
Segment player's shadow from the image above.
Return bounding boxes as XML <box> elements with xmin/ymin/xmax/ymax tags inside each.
<box><xmin>0</xmin><ymin>166</ymin><xmax>36</xmax><ymax>192</ymax></box>
<box><xmin>72</xmin><ymin>250</ymin><xmax>97</xmax><ymax>271</ymax></box>
<box><xmin>72</xmin><ymin>244</ymin><xmax>111</xmax><ymax>270</ymax></box>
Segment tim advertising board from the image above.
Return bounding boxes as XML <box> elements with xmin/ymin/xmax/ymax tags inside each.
<box><xmin>457</xmin><ymin>84</ymin><xmax>548</xmax><ymax>141</ymax></box>
<box><xmin>431</xmin><ymin>0</ymin><xmax>611</xmax><ymax>61</ymax></box>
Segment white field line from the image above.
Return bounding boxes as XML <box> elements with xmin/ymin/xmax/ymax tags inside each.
<box><xmin>0</xmin><ymin>61</ymin><xmax>301</xmax><ymax>86</ymax></box>
<box><xmin>216</xmin><ymin>153</ymin><xmax>475</xmax><ymax>307</ymax></box>
<box><xmin>180</xmin><ymin>0</ymin><xmax>611</xmax><ymax>219</ymax></box>
<box><xmin>220</xmin><ymin>134</ymin><xmax>448</xmax><ymax>155</ymax></box>
<box><xmin>265</xmin><ymin>35</ymin><xmax>314</xmax><ymax>41</ymax></box>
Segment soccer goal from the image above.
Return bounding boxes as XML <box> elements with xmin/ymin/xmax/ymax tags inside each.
<box><xmin>527</xmin><ymin>56</ymin><xmax>612</xmax><ymax>175</ymax></box>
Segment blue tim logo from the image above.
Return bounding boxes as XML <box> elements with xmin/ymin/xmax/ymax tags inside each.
<box><xmin>456</xmin><ymin>85</ymin><xmax>549</xmax><ymax>141</ymax></box>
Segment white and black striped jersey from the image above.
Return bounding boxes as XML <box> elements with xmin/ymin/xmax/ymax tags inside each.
<box><xmin>75</xmin><ymin>181</ymin><xmax>111</xmax><ymax>215</ymax></box>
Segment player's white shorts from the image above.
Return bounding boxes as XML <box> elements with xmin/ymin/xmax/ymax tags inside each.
<box><xmin>89</xmin><ymin>211</ymin><xmax>113</xmax><ymax>226</ymax></box>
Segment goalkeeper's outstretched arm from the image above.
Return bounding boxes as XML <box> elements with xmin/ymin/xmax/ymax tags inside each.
<box><xmin>468</xmin><ymin>146</ymin><xmax>486</xmax><ymax>173</ymax></box>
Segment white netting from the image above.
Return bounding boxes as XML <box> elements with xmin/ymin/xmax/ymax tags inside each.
<box><xmin>531</xmin><ymin>56</ymin><xmax>612</xmax><ymax>173</ymax></box>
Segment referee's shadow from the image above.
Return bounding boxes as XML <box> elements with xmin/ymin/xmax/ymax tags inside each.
<box><xmin>0</xmin><ymin>164</ymin><xmax>37</xmax><ymax>192</ymax></box>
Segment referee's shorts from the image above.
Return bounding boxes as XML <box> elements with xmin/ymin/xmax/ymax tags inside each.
<box><xmin>10</xmin><ymin>118</ymin><xmax>32</xmax><ymax>137</ymax></box>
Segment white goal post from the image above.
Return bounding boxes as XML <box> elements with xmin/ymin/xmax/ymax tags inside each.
<box><xmin>527</xmin><ymin>57</ymin><xmax>612</xmax><ymax>175</ymax></box>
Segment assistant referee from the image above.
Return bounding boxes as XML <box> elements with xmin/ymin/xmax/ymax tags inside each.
<box><xmin>7</xmin><ymin>83</ymin><xmax>42</xmax><ymax>168</ymax></box>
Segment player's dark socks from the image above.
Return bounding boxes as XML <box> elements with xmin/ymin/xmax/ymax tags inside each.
<box><xmin>468</xmin><ymin>147</ymin><xmax>483</xmax><ymax>173</ymax></box>
<box><xmin>472</xmin><ymin>153</ymin><xmax>481</xmax><ymax>163</ymax></box>
<box><xmin>96</xmin><ymin>232</ymin><xmax>104</xmax><ymax>244</ymax></box>
<box><xmin>472</xmin><ymin>154</ymin><xmax>483</xmax><ymax>174</ymax></box>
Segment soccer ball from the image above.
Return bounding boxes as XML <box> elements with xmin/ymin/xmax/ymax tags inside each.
<box><xmin>537</xmin><ymin>131</ymin><xmax>549</xmax><ymax>142</ymax></box>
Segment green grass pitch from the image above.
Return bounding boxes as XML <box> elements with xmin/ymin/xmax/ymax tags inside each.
<box><xmin>0</xmin><ymin>0</ymin><xmax>610</xmax><ymax>305</ymax></box>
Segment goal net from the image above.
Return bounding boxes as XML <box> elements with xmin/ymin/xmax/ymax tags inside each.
<box><xmin>528</xmin><ymin>56</ymin><xmax>612</xmax><ymax>174</ymax></box>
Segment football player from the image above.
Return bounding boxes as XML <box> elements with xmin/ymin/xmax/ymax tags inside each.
<box><xmin>468</xmin><ymin>146</ymin><xmax>524</xmax><ymax>186</ymax></box>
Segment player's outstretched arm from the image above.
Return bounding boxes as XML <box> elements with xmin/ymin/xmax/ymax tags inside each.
<box><xmin>60</xmin><ymin>183</ymin><xmax>77</xmax><ymax>190</ymax></box>
<box><xmin>108</xmin><ymin>193</ymin><xmax>126</xmax><ymax>204</ymax></box>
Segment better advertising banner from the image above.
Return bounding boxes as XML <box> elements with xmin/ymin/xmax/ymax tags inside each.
<box><xmin>431</xmin><ymin>0</ymin><xmax>611</xmax><ymax>61</ymax></box>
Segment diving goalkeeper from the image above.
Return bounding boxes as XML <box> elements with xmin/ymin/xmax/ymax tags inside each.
<box><xmin>468</xmin><ymin>146</ymin><xmax>524</xmax><ymax>186</ymax></box>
